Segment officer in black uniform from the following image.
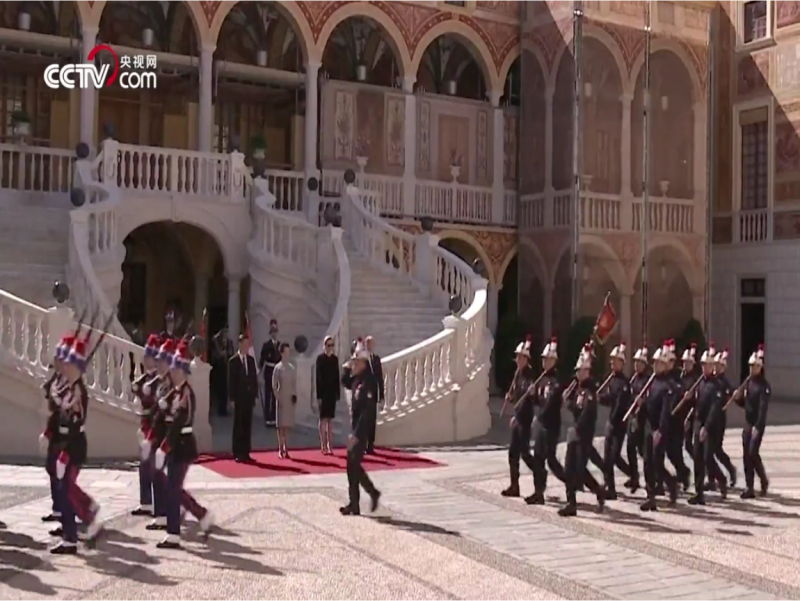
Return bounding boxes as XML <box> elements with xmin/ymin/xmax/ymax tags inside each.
<box><xmin>688</xmin><ymin>344</ymin><xmax>728</xmax><ymax>504</ymax></box>
<box><xmin>527</xmin><ymin>337</ymin><xmax>566</xmax><ymax>505</ymax></box>
<box><xmin>340</xmin><ymin>339</ymin><xmax>381</xmax><ymax>515</ymax></box>
<box><xmin>598</xmin><ymin>341</ymin><xmax>633</xmax><ymax>500</ymax></box>
<box><xmin>733</xmin><ymin>344</ymin><xmax>770</xmax><ymax>498</ymax></box>
<box><xmin>679</xmin><ymin>344</ymin><xmax>701</xmax><ymax>462</ymax></box>
<box><xmin>710</xmin><ymin>349</ymin><xmax>737</xmax><ymax>490</ymax></box>
<box><xmin>501</xmin><ymin>336</ymin><xmax>537</xmax><ymax>499</ymax></box>
<box><xmin>664</xmin><ymin>340</ymin><xmax>691</xmax><ymax>491</ymax></box>
<box><xmin>624</xmin><ymin>344</ymin><xmax>651</xmax><ymax>493</ymax></box>
<box><xmin>640</xmin><ymin>341</ymin><xmax>679</xmax><ymax>511</ymax></box>
<box><xmin>559</xmin><ymin>344</ymin><xmax>605</xmax><ymax>517</ymax></box>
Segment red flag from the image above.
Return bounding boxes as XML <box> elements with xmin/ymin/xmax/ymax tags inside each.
<box><xmin>199</xmin><ymin>308</ymin><xmax>207</xmax><ymax>362</ymax></box>
<box><xmin>593</xmin><ymin>292</ymin><xmax>618</xmax><ymax>345</ymax></box>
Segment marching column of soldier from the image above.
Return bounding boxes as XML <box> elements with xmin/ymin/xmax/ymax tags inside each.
<box><xmin>500</xmin><ymin>299</ymin><xmax>772</xmax><ymax>516</ymax></box>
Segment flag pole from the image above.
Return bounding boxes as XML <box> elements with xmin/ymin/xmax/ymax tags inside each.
<box><xmin>640</xmin><ymin>1</ymin><xmax>652</xmax><ymax>344</ymax></box>
<box><xmin>571</xmin><ymin>1</ymin><xmax>584</xmax><ymax>325</ymax></box>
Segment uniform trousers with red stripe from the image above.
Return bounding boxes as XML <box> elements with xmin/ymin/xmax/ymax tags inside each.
<box><xmin>60</xmin><ymin>465</ymin><xmax>97</xmax><ymax>544</ymax></box>
<box><xmin>165</xmin><ymin>457</ymin><xmax>206</xmax><ymax>535</ymax></box>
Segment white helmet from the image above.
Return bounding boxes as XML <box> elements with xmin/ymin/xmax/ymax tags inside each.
<box><xmin>700</xmin><ymin>342</ymin><xmax>717</xmax><ymax>364</ymax></box>
<box><xmin>541</xmin><ymin>336</ymin><xmax>557</xmax><ymax>360</ymax></box>
<box><xmin>633</xmin><ymin>345</ymin><xmax>649</xmax><ymax>363</ymax></box>
<box><xmin>514</xmin><ymin>335</ymin><xmax>532</xmax><ymax>359</ymax></box>
<box><xmin>748</xmin><ymin>344</ymin><xmax>764</xmax><ymax>366</ymax></box>
<box><xmin>574</xmin><ymin>343</ymin><xmax>593</xmax><ymax>371</ymax></box>
<box><xmin>609</xmin><ymin>340</ymin><xmax>626</xmax><ymax>362</ymax></box>
<box><xmin>351</xmin><ymin>337</ymin><xmax>370</xmax><ymax>361</ymax></box>
<box><xmin>665</xmin><ymin>339</ymin><xmax>677</xmax><ymax>362</ymax></box>
<box><xmin>653</xmin><ymin>340</ymin><xmax>670</xmax><ymax>363</ymax></box>
<box><xmin>715</xmin><ymin>349</ymin><xmax>729</xmax><ymax>367</ymax></box>
<box><xmin>682</xmin><ymin>343</ymin><xmax>697</xmax><ymax>363</ymax></box>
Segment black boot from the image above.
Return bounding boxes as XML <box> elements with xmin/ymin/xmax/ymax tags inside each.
<box><xmin>339</xmin><ymin>504</ymin><xmax>360</xmax><ymax>516</ymax></box>
<box><xmin>728</xmin><ymin>467</ymin><xmax>737</xmax><ymax>489</ymax></box>
<box><xmin>740</xmin><ymin>488</ymin><xmax>756</xmax><ymax>499</ymax></box>
<box><xmin>131</xmin><ymin>506</ymin><xmax>153</xmax><ymax>517</ymax></box>
<box><xmin>558</xmin><ymin>502</ymin><xmax>577</xmax><ymax>517</ymax></box>
<box><xmin>719</xmin><ymin>479</ymin><xmax>728</xmax><ymax>500</ymax></box>
<box><xmin>639</xmin><ymin>498</ymin><xmax>657</xmax><ymax>512</ymax></box>
<box><xmin>49</xmin><ymin>527</ymin><xmax>63</xmax><ymax>537</ymax></box>
<box><xmin>688</xmin><ymin>493</ymin><xmax>706</xmax><ymax>505</ymax></box>
<box><xmin>501</xmin><ymin>484</ymin><xmax>520</xmax><ymax>498</ymax></box>
<box><xmin>596</xmin><ymin>488</ymin><xmax>606</xmax><ymax>512</ymax></box>
<box><xmin>41</xmin><ymin>513</ymin><xmax>61</xmax><ymax>523</ymax></box>
<box><xmin>524</xmin><ymin>492</ymin><xmax>545</xmax><ymax>505</ymax></box>
<box><xmin>370</xmin><ymin>491</ymin><xmax>381</xmax><ymax>513</ymax></box>
<box><xmin>704</xmin><ymin>480</ymin><xmax>717</xmax><ymax>492</ymax></box>
<box><xmin>667</xmin><ymin>480</ymin><xmax>679</xmax><ymax>507</ymax></box>
<box><xmin>760</xmin><ymin>478</ymin><xmax>769</xmax><ymax>497</ymax></box>
<box><xmin>50</xmin><ymin>542</ymin><xmax>77</xmax><ymax>555</ymax></box>
<box><xmin>605</xmin><ymin>488</ymin><xmax>618</xmax><ymax>501</ymax></box>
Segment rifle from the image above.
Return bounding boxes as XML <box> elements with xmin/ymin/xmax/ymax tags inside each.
<box><xmin>671</xmin><ymin>374</ymin><xmax>703</xmax><ymax>416</ymax></box>
<box><xmin>596</xmin><ymin>371</ymin><xmax>615</xmax><ymax>395</ymax></box>
<box><xmin>511</xmin><ymin>370</ymin><xmax>548</xmax><ymax>415</ymax></box>
<box><xmin>84</xmin><ymin>310</ymin><xmax>117</xmax><ymax>365</ymax></box>
<box><xmin>723</xmin><ymin>375</ymin><xmax>751</xmax><ymax>411</ymax></box>
<box><xmin>499</xmin><ymin>367</ymin><xmax>521</xmax><ymax>419</ymax></box>
<box><xmin>562</xmin><ymin>378</ymin><xmax>578</xmax><ymax>400</ymax></box>
<box><xmin>622</xmin><ymin>372</ymin><xmax>656</xmax><ymax>422</ymax></box>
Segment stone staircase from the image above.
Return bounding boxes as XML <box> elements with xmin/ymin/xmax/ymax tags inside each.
<box><xmin>0</xmin><ymin>196</ymin><xmax>70</xmax><ymax>307</ymax></box>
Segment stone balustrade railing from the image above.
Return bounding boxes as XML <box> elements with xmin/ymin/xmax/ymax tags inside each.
<box><xmin>414</xmin><ymin>179</ymin><xmax>493</xmax><ymax>225</ymax></box>
<box><xmin>263</xmin><ymin>168</ymin><xmax>305</xmax><ymax>212</ymax></box>
<box><xmin>0</xmin><ymin>143</ymin><xmax>74</xmax><ymax>194</ymax></box>
<box><xmin>321</xmin><ymin>170</ymin><xmax>405</xmax><ymax>217</ymax></box>
<box><xmin>344</xmin><ymin>184</ymin><xmax>488</xmax><ymax>412</ymax></box>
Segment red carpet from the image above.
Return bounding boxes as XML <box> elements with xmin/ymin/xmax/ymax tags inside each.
<box><xmin>195</xmin><ymin>447</ymin><xmax>443</xmax><ymax>479</ymax></box>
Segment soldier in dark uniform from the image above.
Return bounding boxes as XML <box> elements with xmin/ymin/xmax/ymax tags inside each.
<box><xmin>154</xmin><ymin>340</ymin><xmax>213</xmax><ymax>548</ymax></box>
<box><xmin>639</xmin><ymin>342</ymin><xmax>679</xmax><ymax>512</ymax></box>
<box><xmin>664</xmin><ymin>340</ymin><xmax>691</xmax><ymax>491</ymax></box>
<box><xmin>500</xmin><ymin>336</ymin><xmax>537</xmax><ymax>499</ymax></box>
<box><xmin>527</xmin><ymin>337</ymin><xmax>566</xmax><ymax>505</ymax></box>
<box><xmin>709</xmin><ymin>349</ymin><xmax>737</xmax><ymax>490</ymax></box>
<box><xmin>259</xmin><ymin>319</ymin><xmax>281</xmax><ymax>427</ymax></box>
<box><xmin>50</xmin><ymin>338</ymin><xmax>104</xmax><ymax>554</ymax></box>
<box><xmin>129</xmin><ymin>334</ymin><xmax>162</xmax><ymax>517</ymax></box>
<box><xmin>624</xmin><ymin>344</ymin><xmax>651</xmax><ymax>493</ymax></box>
<box><xmin>559</xmin><ymin>344</ymin><xmax>605</xmax><ymax>517</ymax></box>
<box><xmin>733</xmin><ymin>344</ymin><xmax>770</xmax><ymax>498</ymax></box>
<box><xmin>598</xmin><ymin>341</ymin><xmax>633</xmax><ymax>500</ymax></box>
<box><xmin>679</xmin><ymin>344</ymin><xmax>701</xmax><ymax>462</ymax></box>
<box><xmin>340</xmin><ymin>339</ymin><xmax>381</xmax><ymax>515</ymax></box>
<box><xmin>688</xmin><ymin>345</ymin><xmax>728</xmax><ymax>504</ymax></box>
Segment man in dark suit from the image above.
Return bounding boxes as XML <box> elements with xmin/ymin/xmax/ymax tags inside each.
<box><xmin>365</xmin><ymin>336</ymin><xmax>384</xmax><ymax>454</ymax></box>
<box><xmin>259</xmin><ymin>319</ymin><xmax>281</xmax><ymax>427</ymax></box>
<box><xmin>228</xmin><ymin>334</ymin><xmax>258</xmax><ymax>462</ymax></box>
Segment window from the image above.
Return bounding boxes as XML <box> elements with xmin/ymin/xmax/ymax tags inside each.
<box><xmin>740</xmin><ymin>107</ymin><xmax>769</xmax><ymax>210</ymax></box>
<box><xmin>743</xmin><ymin>1</ymin><xmax>769</xmax><ymax>44</ymax></box>
<box><xmin>1</xmin><ymin>74</ymin><xmax>25</xmax><ymax>142</ymax></box>
<box><xmin>740</xmin><ymin>277</ymin><xmax>766</xmax><ymax>299</ymax></box>
<box><xmin>445</xmin><ymin>1</ymin><xmax>466</xmax><ymax>5</ymax></box>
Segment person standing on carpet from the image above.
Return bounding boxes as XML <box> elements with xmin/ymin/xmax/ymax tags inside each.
<box><xmin>272</xmin><ymin>342</ymin><xmax>297</xmax><ymax>459</ymax></box>
<box><xmin>364</xmin><ymin>336</ymin><xmax>383</xmax><ymax>454</ymax></box>
<box><xmin>316</xmin><ymin>336</ymin><xmax>341</xmax><ymax>455</ymax></box>
<box><xmin>229</xmin><ymin>334</ymin><xmax>257</xmax><ymax>463</ymax></box>
<box><xmin>259</xmin><ymin>320</ymin><xmax>281</xmax><ymax>427</ymax></box>
<box><xmin>340</xmin><ymin>338</ymin><xmax>381</xmax><ymax>516</ymax></box>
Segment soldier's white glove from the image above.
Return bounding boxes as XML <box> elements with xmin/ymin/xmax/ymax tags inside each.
<box><xmin>140</xmin><ymin>439</ymin><xmax>152</xmax><ymax>461</ymax></box>
<box><xmin>56</xmin><ymin>451</ymin><xmax>69</xmax><ymax>480</ymax></box>
<box><xmin>158</xmin><ymin>397</ymin><xmax>168</xmax><ymax>410</ymax></box>
<box><xmin>132</xmin><ymin>397</ymin><xmax>143</xmax><ymax>413</ymax></box>
<box><xmin>154</xmin><ymin>448</ymin><xmax>166</xmax><ymax>471</ymax></box>
<box><xmin>38</xmin><ymin>433</ymin><xmax>48</xmax><ymax>453</ymax></box>
<box><xmin>136</xmin><ymin>428</ymin><xmax>146</xmax><ymax>445</ymax></box>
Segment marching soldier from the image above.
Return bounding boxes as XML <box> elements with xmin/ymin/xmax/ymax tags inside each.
<box><xmin>130</xmin><ymin>334</ymin><xmax>162</xmax><ymax>517</ymax></box>
<box><xmin>527</xmin><ymin>337</ymin><xmax>566</xmax><ymax>505</ymax></box>
<box><xmin>639</xmin><ymin>341</ymin><xmax>679</xmax><ymax>512</ymax></box>
<box><xmin>153</xmin><ymin>340</ymin><xmax>213</xmax><ymax>549</ymax></box>
<box><xmin>340</xmin><ymin>339</ymin><xmax>382</xmax><ymax>515</ymax></box>
<box><xmin>559</xmin><ymin>344</ymin><xmax>605</xmax><ymax>517</ymax></box>
<box><xmin>500</xmin><ymin>336</ymin><xmax>537</xmax><ymax>499</ymax></box>
<box><xmin>50</xmin><ymin>337</ymin><xmax>104</xmax><ymax>554</ymax></box>
<box><xmin>679</xmin><ymin>344</ymin><xmax>701</xmax><ymax>461</ymax></box>
<box><xmin>688</xmin><ymin>344</ymin><xmax>728</xmax><ymax>504</ymax></box>
<box><xmin>624</xmin><ymin>344</ymin><xmax>651</xmax><ymax>493</ymax></box>
<box><xmin>710</xmin><ymin>349</ymin><xmax>738</xmax><ymax>489</ymax></box>
<box><xmin>598</xmin><ymin>341</ymin><xmax>633</xmax><ymax>500</ymax></box>
<box><xmin>733</xmin><ymin>344</ymin><xmax>770</xmax><ymax>498</ymax></box>
<box><xmin>665</xmin><ymin>340</ymin><xmax>691</xmax><ymax>491</ymax></box>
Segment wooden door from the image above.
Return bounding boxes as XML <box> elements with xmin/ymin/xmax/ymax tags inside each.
<box><xmin>98</xmin><ymin>97</ymin><xmax>139</xmax><ymax>144</ymax></box>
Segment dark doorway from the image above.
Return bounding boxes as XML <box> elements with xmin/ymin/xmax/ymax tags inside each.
<box><xmin>739</xmin><ymin>302</ymin><xmax>765</xmax><ymax>380</ymax></box>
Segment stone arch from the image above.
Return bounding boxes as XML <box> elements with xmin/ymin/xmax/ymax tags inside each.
<box><xmin>497</xmin><ymin>248</ymin><xmax>519</xmax><ymax>287</ymax></box>
<box><xmin>209</xmin><ymin>1</ymin><xmax>313</xmax><ymax>62</ymax></box>
<box><xmin>551</xmin><ymin>236</ymin><xmax>632</xmax><ymax>295</ymax></box>
<box><xmin>411</xmin><ymin>20</ymin><xmax>498</xmax><ymax>94</ymax></box>
<box><xmin>644</xmin><ymin>237</ymin><xmax>702</xmax><ymax>293</ymax></box>
<box><xmin>91</xmin><ymin>1</ymin><xmax>205</xmax><ymax>47</ymax></box>
<box><xmin>315</xmin><ymin>3</ymin><xmax>412</xmax><ymax>80</ymax></box>
<box><xmin>498</xmin><ymin>45</ymin><xmax>526</xmax><ymax>90</ymax></box>
<box><xmin>517</xmin><ymin>238</ymin><xmax>548</xmax><ymax>292</ymax></box>
<box><xmin>437</xmin><ymin>229</ymin><xmax>495</xmax><ymax>285</ymax></box>
<box><xmin>547</xmin><ymin>26</ymin><xmax>628</xmax><ymax>93</ymax></box>
<box><xmin>629</xmin><ymin>40</ymin><xmax>703</xmax><ymax>102</ymax></box>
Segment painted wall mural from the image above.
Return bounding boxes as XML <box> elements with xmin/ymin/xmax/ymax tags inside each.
<box><xmin>737</xmin><ymin>52</ymin><xmax>770</xmax><ymax>97</ymax></box>
<box><xmin>334</xmin><ymin>90</ymin><xmax>355</xmax><ymax>161</ymax></box>
<box><xmin>386</xmin><ymin>97</ymin><xmax>405</xmax><ymax>168</ymax></box>
<box><xmin>476</xmin><ymin>109</ymin><xmax>489</xmax><ymax>181</ymax></box>
<box><xmin>438</xmin><ymin>114</ymin><xmax>470</xmax><ymax>181</ymax></box>
<box><xmin>776</xmin><ymin>42</ymin><xmax>800</xmax><ymax>91</ymax></box>
<box><xmin>503</xmin><ymin>111</ymin><xmax>518</xmax><ymax>182</ymax></box>
<box><xmin>776</xmin><ymin>120</ymin><xmax>800</xmax><ymax>175</ymax></box>
<box><xmin>418</xmin><ymin>101</ymin><xmax>431</xmax><ymax>173</ymax></box>
<box><xmin>777</xmin><ymin>1</ymin><xmax>800</xmax><ymax>28</ymax></box>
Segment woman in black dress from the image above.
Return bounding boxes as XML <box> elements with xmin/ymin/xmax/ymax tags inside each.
<box><xmin>315</xmin><ymin>336</ymin><xmax>341</xmax><ymax>455</ymax></box>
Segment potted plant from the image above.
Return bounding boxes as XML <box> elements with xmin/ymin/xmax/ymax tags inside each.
<box><xmin>11</xmin><ymin>111</ymin><xmax>31</xmax><ymax>139</ymax></box>
<box><xmin>354</xmin><ymin>135</ymin><xmax>370</xmax><ymax>171</ymax></box>
<box><xmin>449</xmin><ymin>149</ymin><xmax>462</xmax><ymax>181</ymax></box>
<box><xmin>250</xmin><ymin>133</ymin><xmax>267</xmax><ymax>160</ymax></box>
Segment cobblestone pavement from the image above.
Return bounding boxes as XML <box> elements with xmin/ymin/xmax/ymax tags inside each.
<box><xmin>1</xmin><ymin>425</ymin><xmax>799</xmax><ymax>599</ymax></box>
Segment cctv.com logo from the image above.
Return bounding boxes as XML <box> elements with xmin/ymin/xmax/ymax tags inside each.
<box><xmin>44</xmin><ymin>45</ymin><xmax>157</xmax><ymax>90</ymax></box>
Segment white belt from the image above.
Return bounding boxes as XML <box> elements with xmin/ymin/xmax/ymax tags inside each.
<box><xmin>180</xmin><ymin>427</ymin><xmax>193</xmax><ymax>434</ymax></box>
<box><xmin>59</xmin><ymin>426</ymin><xmax>85</xmax><ymax>434</ymax></box>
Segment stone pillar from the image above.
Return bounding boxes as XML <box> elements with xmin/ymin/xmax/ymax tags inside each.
<box><xmin>620</xmin><ymin>92</ymin><xmax>633</xmax><ymax>197</ymax></box>
<box><xmin>227</xmin><ymin>276</ymin><xmax>242</xmax><ymax>341</ymax></box>
<box><xmin>403</xmin><ymin>76</ymin><xmax>417</xmax><ymax>218</ymax></box>
<box><xmin>488</xmin><ymin>284</ymin><xmax>500</xmax><ymax>335</ymax></box>
<box><xmin>304</xmin><ymin>61</ymin><xmax>321</xmax><ymax>175</ymax></box>
<box><xmin>79</xmin><ymin>27</ymin><xmax>98</xmax><ymax>149</ymax></box>
<box><xmin>443</xmin><ymin>314</ymin><xmax>468</xmax><ymax>384</ymax></box>
<box><xmin>413</xmin><ymin>231</ymin><xmax>440</xmax><ymax>299</ymax></box>
<box><xmin>198</xmin><ymin>44</ymin><xmax>215</xmax><ymax>152</ymax></box>
<box><xmin>545</xmin><ymin>86</ymin><xmax>554</xmax><ymax>193</ymax></box>
<box><xmin>693</xmin><ymin>102</ymin><xmax>707</xmax><ymax>202</ymax></box>
<box><xmin>491</xmin><ymin>91</ymin><xmax>505</xmax><ymax>224</ymax></box>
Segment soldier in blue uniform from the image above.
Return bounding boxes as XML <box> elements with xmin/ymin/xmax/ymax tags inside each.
<box><xmin>340</xmin><ymin>338</ymin><xmax>382</xmax><ymax>516</ymax></box>
<box><xmin>527</xmin><ymin>337</ymin><xmax>566</xmax><ymax>505</ymax></box>
<box><xmin>664</xmin><ymin>340</ymin><xmax>691</xmax><ymax>491</ymax></box>
<box><xmin>732</xmin><ymin>344</ymin><xmax>770</xmax><ymax>498</ymax></box>
<box><xmin>624</xmin><ymin>344</ymin><xmax>651</xmax><ymax>494</ymax></box>
<box><xmin>709</xmin><ymin>349</ymin><xmax>737</xmax><ymax>490</ymax></box>
<box><xmin>559</xmin><ymin>344</ymin><xmax>605</xmax><ymax>517</ymax></box>
<box><xmin>639</xmin><ymin>342</ymin><xmax>679</xmax><ymax>512</ymax></box>
<box><xmin>130</xmin><ymin>334</ymin><xmax>162</xmax><ymax>517</ymax></box>
<box><xmin>688</xmin><ymin>344</ymin><xmax>728</xmax><ymax>504</ymax></box>
<box><xmin>598</xmin><ymin>341</ymin><xmax>633</xmax><ymax>500</ymax></box>
<box><xmin>679</xmin><ymin>344</ymin><xmax>701</xmax><ymax>462</ymax></box>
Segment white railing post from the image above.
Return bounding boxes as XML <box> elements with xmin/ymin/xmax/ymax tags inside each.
<box><xmin>16</xmin><ymin>143</ymin><xmax>26</xmax><ymax>189</ymax></box>
<box><xmin>443</xmin><ymin>314</ymin><xmax>467</xmax><ymax>383</ymax></box>
<box><xmin>46</xmin><ymin>305</ymin><xmax>75</xmax><ymax>356</ymax></box>
<box><xmin>101</xmin><ymin>139</ymin><xmax>118</xmax><ymax>186</ymax></box>
<box><xmin>229</xmin><ymin>150</ymin><xmax>246</xmax><ymax>202</ymax></box>
<box><xmin>189</xmin><ymin>359</ymin><xmax>212</xmax><ymax>452</ymax></box>
<box><xmin>413</xmin><ymin>230</ymin><xmax>439</xmax><ymax>296</ymax></box>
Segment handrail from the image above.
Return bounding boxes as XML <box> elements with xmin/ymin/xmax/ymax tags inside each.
<box><xmin>307</xmin><ymin>231</ymin><xmax>351</xmax><ymax>364</ymax></box>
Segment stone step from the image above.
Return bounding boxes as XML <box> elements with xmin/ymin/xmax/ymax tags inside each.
<box><xmin>0</xmin><ymin>239</ymin><xmax>68</xmax><ymax>263</ymax></box>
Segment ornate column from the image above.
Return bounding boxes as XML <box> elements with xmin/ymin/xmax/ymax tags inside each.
<box><xmin>403</xmin><ymin>76</ymin><xmax>417</xmax><ymax>218</ymax></box>
<box><xmin>79</xmin><ymin>27</ymin><xmax>98</xmax><ymax>149</ymax></box>
<box><xmin>491</xmin><ymin>90</ymin><xmax>505</xmax><ymax>224</ymax></box>
<box><xmin>304</xmin><ymin>61</ymin><xmax>321</xmax><ymax>175</ymax></box>
<box><xmin>693</xmin><ymin>102</ymin><xmax>707</xmax><ymax>201</ymax></box>
<box><xmin>545</xmin><ymin>85</ymin><xmax>555</xmax><ymax>193</ymax></box>
<box><xmin>227</xmin><ymin>276</ymin><xmax>242</xmax><ymax>341</ymax></box>
<box><xmin>620</xmin><ymin>92</ymin><xmax>633</xmax><ymax>197</ymax></box>
<box><xmin>198</xmin><ymin>44</ymin><xmax>215</xmax><ymax>152</ymax></box>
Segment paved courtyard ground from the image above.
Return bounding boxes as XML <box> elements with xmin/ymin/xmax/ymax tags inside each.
<box><xmin>1</xmin><ymin>423</ymin><xmax>799</xmax><ymax>600</ymax></box>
